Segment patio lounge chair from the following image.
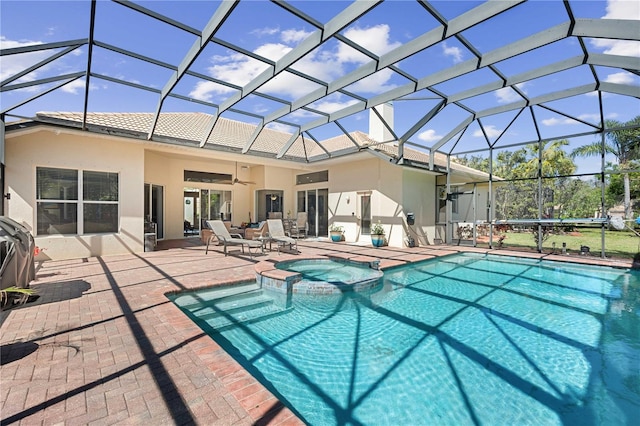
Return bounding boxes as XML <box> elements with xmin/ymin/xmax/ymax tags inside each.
<box><xmin>266</xmin><ymin>219</ymin><xmax>298</xmax><ymax>253</ymax></box>
<box><xmin>205</xmin><ymin>220</ymin><xmax>263</xmax><ymax>258</ymax></box>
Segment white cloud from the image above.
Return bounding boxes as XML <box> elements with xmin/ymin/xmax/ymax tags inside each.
<box><xmin>578</xmin><ymin>113</ymin><xmax>601</xmax><ymax>122</ymax></box>
<box><xmin>542</xmin><ymin>114</ymin><xmax>603</xmax><ymax>126</ymax></box>
<box><xmin>442</xmin><ymin>42</ymin><xmax>463</xmax><ymax>63</ymax></box>
<box><xmin>260</xmin><ymin>71</ymin><xmax>323</xmax><ymax>99</ymax></box>
<box><xmin>0</xmin><ymin>37</ymin><xmax>47</xmax><ymax>82</ymax></box>
<box><xmin>348</xmin><ymin>69</ymin><xmax>397</xmax><ymax>94</ymax></box>
<box><xmin>591</xmin><ymin>39</ymin><xmax>640</xmax><ymax>56</ymax></box>
<box><xmin>495</xmin><ymin>83</ymin><xmax>527</xmax><ymax>104</ymax></box>
<box><xmin>0</xmin><ymin>37</ymin><xmax>87</xmax><ymax>95</ymax></box>
<box><xmin>193</xmin><ymin>24</ymin><xmax>400</xmax><ymax>105</ymax></box>
<box><xmin>293</xmin><ymin>49</ymin><xmax>344</xmax><ymax>82</ymax></box>
<box><xmin>310</xmin><ymin>99</ymin><xmax>359</xmax><ymax>114</ymax></box>
<box><xmin>254</xmin><ymin>43</ymin><xmax>291</xmax><ymax>62</ymax></box>
<box><xmin>604</xmin><ymin>71</ymin><xmax>635</xmax><ymax>84</ymax></box>
<box><xmin>189</xmin><ymin>80</ymin><xmax>235</xmax><ymax>102</ymax></box>
<box><xmin>60</xmin><ymin>79</ymin><xmax>86</xmax><ymax>94</ymax></box>
<box><xmin>336</xmin><ymin>41</ymin><xmax>373</xmax><ymax>64</ymax></box>
<box><xmin>602</xmin><ymin>0</ymin><xmax>639</xmax><ymax>19</ymax></box>
<box><xmin>542</xmin><ymin>117</ymin><xmax>582</xmax><ymax>126</ymax></box>
<box><xmin>473</xmin><ymin>125</ymin><xmax>502</xmax><ymax>138</ymax></box>
<box><xmin>338</xmin><ymin>24</ymin><xmax>401</xmax><ymax>62</ymax></box>
<box><xmin>281</xmin><ymin>29</ymin><xmax>312</xmax><ymax>44</ymax></box>
<box><xmin>254</xmin><ymin>104</ymin><xmax>269</xmax><ymax>114</ymax></box>
<box><xmin>250</xmin><ymin>27</ymin><xmax>280</xmax><ymax>37</ymax></box>
<box><xmin>265</xmin><ymin>122</ymin><xmax>296</xmax><ymax>133</ymax></box>
<box><xmin>189</xmin><ymin>52</ymin><xmax>270</xmax><ymax>101</ymax></box>
<box><xmin>495</xmin><ymin>87</ymin><xmax>520</xmax><ymax>104</ymax></box>
<box><xmin>307</xmin><ymin>94</ymin><xmax>360</xmax><ymax>114</ymax></box>
<box><xmin>542</xmin><ymin>117</ymin><xmax>565</xmax><ymax>126</ymax></box>
<box><xmin>417</xmin><ymin>129</ymin><xmax>442</xmax><ymax>142</ymax></box>
<box><xmin>590</xmin><ymin>0</ymin><xmax>640</xmax><ymax>56</ymax></box>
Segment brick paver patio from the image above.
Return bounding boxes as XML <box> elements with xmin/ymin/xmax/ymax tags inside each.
<box><xmin>1</xmin><ymin>239</ymin><xmax>632</xmax><ymax>425</ymax></box>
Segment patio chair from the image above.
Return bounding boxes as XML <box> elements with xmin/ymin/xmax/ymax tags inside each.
<box><xmin>205</xmin><ymin>220</ymin><xmax>264</xmax><ymax>258</ymax></box>
<box><xmin>291</xmin><ymin>212</ymin><xmax>308</xmax><ymax>238</ymax></box>
<box><xmin>244</xmin><ymin>221</ymin><xmax>268</xmax><ymax>240</ymax></box>
<box><xmin>266</xmin><ymin>219</ymin><xmax>298</xmax><ymax>253</ymax></box>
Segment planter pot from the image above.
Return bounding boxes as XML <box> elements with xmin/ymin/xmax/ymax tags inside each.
<box><xmin>371</xmin><ymin>234</ymin><xmax>385</xmax><ymax>247</ymax></box>
<box><xmin>330</xmin><ymin>231</ymin><xmax>343</xmax><ymax>242</ymax></box>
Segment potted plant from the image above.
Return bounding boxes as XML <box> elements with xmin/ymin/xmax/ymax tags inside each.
<box><xmin>329</xmin><ymin>224</ymin><xmax>344</xmax><ymax>242</ymax></box>
<box><xmin>371</xmin><ymin>221</ymin><xmax>385</xmax><ymax>247</ymax></box>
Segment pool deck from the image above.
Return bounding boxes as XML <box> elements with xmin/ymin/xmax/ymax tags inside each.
<box><xmin>0</xmin><ymin>238</ymin><xmax>633</xmax><ymax>425</ymax></box>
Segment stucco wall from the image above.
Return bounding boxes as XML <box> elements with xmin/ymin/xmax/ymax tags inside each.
<box><xmin>6</xmin><ymin>128</ymin><xmax>144</xmax><ymax>260</ymax></box>
<box><xmin>328</xmin><ymin>158</ymin><xmax>376</xmax><ymax>243</ymax></box>
<box><xmin>144</xmin><ymin>153</ymin><xmax>257</xmax><ymax>239</ymax></box>
<box><xmin>5</xmin><ymin>125</ymin><xmax>476</xmax><ymax>258</ymax></box>
<box><xmin>326</xmin><ymin>157</ymin><xmax>423</xmax><ymax>247</ymax></box>
<box><xmin>402</xmin><ymin>168</ymin><xmax>436</xmax><ymax>246</ymax></box>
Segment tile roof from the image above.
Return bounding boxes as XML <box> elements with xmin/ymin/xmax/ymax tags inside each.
<box><xmin>32</xmin><ymin>111</ymin><xmax>487</xmax><ymax>179</ymax></box>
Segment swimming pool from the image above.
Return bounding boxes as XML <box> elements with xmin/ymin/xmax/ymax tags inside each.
<box><xmin>171</xmin><ymin>253</ymin><xmax>640</xmax><ymax>425</ymax></box>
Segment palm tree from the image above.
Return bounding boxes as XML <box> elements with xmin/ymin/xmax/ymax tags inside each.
<box><xmin>571</xmin><ymin>116</ymin><xmax>640</xmax><ymax>220</ymax></box>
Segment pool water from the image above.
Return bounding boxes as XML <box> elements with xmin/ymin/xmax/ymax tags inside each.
<box><xmin>275</xmin><ymin>258</ymin><xmax>380</xmax><ymax>284</ymax></box>
<box><xmin>171</xmin><ymin>253</ymin><xmax>640</xmax><ymax>425</ymax></box>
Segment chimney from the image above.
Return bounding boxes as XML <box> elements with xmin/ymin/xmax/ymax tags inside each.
<box><xmin>368</xmin><ymin>102</ymin><xmax>394</xmax><ymax>143</ymax></box>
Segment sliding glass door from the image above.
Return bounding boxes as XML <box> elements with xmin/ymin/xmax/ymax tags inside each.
<box><xmin>144</xmin><ymin>183</ymin><xmax>164</xmax><ymax>240</ymax></box>
<box><xmin>297</xmin><ymin>188</ymin><xmax>328</xmax><ymax>237</ymax></box>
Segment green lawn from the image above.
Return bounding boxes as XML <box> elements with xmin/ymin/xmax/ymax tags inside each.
<box><xmin>480</xmin><ymin>227</ymin><xmax>640</xmax><ymax>259</ymax></box>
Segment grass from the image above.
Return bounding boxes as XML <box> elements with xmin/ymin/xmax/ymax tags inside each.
<box><xmin>471</xmin><ymin>227</ymin><xmax>640</xmax><ymax>259</ymax></box>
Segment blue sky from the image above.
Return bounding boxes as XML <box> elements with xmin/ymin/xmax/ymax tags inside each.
<box><xmin>1</xmin><ymin>0</ymin><xmax>639</xmax><ymax>174</ymax></box>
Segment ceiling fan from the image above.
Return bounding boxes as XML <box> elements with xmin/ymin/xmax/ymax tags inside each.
<box><xmin>231</xmin><ymin>162</ymin><xmax>256</xmax><ymax>185</ymax></box>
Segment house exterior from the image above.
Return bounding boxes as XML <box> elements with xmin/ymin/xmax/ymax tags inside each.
<box><xmin>4</xmin><ymin>108</ymin><xmax>490</xmax><ymax>261</ymax></box>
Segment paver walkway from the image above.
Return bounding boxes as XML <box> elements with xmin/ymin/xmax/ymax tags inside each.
<box><xmin>1</xmin><ymin>239</ymin><xmax>631</xmax><ymax>425</ymax></box>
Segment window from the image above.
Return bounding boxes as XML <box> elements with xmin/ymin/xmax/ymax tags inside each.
<box><xmin>83</xmin><ymin>171</ymin><xmax>119</xmax><ymax>233</ymax></box>
<box><xmin>36</xmin><ymin>167</ymin><xmax>119</xmax><ymax>235</ymax></box>
<box><xmin>184</xmin><ymin>170</ymin><xmax>231</xmax><ymax>184</ymax></box>
<box><xmin>200</xmin><ymin>189</ymin><xmax>232</xmax><ymax>223</ymax></box>
<box><xmin>451</xmin><ymin>185</ymin><xmax>459</xmax><ymax>214</ymax></box>
<box><xmin>296</xmin><ymin>170</ymin><xmax>328</xmax><ymax>185</ymax></box>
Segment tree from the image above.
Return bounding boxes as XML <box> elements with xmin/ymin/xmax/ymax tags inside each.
<box><xmin>571</xmin><ymin>116</ymin><xmax>640</xmax><ymax>219</ymax></box>
<box><xmin>457</xmin><ymin>141</ymin><xmax>578</xmax><ymax>220</ymax></box>
<box><xmin>515</xmin><ymin>140</ymin><xmax>577</xmax><ymax>218</ymax></box>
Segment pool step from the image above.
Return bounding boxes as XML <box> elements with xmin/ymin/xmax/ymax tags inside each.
<box><xmin>191</xmin><ymin>291</ymin><xmax>274</xmax><ymax>320</ymax></box>
<box><xmin>199</xmin><ymin>302</ymin><xmax>292</xmax><ymax>332</ymax></box>
<box><xmin>172</xmin><ymin>282</ymin><xmax>262</xmax><ymax>310</ymax></box>
<box><xmin>173</xmin><ymin>283</ymin><xmax>291</xmax><ymax>331</ymax></box>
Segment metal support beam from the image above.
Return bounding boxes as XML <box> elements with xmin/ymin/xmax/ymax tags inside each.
<box><xmin>0</xmin><ymin>45</ymin><xmax>83</xmax><ymax>87</ymax></box>
<box><xmin>148</xmin><ymin>0</ymin><xmax>238</xmax><ymax>140</ymax></box>
<box><xmin>1</xmin><ymin>75</ymin><xmax>84</xmax><ymax>114</ymax></box>
<box><xmin>242</xmin><ymin>121</ymin><xmax>265</xmax><ymax>154</ymax></box>
<box><xmin>82</xmin><ymin>0</ymin><xmax>97</xmax><ymax>131</ymax></box>
<box><xmin>277</xmin><ymin>129</ymin><xmax>301</xmax><ymax>159</ymax></box>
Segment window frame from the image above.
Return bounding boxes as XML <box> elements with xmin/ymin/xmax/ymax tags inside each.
<box><xmin>36</xmin><ymin>167</ymin><xmax>120</xmax><ymax>236</ymax></box>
